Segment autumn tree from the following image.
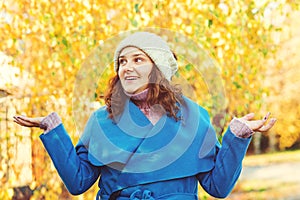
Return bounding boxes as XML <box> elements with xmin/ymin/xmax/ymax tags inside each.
<box><xmin>1</xmin><ymin>0</ymin><xmax>299</xmax><ymax>199</ymax></box>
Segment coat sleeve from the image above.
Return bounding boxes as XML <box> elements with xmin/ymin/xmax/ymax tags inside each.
<box><xmin>196</xmin><ymin>127</ymin><xmax>251</xmax><ymax>198</ymax></box>
<box><xmin>40</xmin><ymin>123</ymin><xmax>101</xmax><ymax>195</ymax></box>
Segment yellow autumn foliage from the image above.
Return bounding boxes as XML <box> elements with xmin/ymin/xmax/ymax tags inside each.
<box><xmin>1</xmin><ymin>0</ymin><xmax>299</xmax><ymax>199</ymax></box>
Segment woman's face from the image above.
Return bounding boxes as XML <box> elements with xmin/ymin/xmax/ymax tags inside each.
<box><xmin>118</xmin><ymin>47</ymin><xmax>153</xmax><ymax>94</ymax></box>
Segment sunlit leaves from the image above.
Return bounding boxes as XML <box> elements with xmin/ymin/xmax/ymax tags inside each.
<box><xmin>0</xmin><ymin>0</ymin><xmax>299</xmax><ymax>199</ymax></box>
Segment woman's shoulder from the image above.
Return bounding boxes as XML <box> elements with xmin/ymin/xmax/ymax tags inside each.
<box><xmin>92</xmin><ymin>105</ymin><xmax>109</xmax><ymax>120</ymax></box>
<box><xmin>182</xmin><ymin>96</ymin><xmax>209</xmax><ymax>115</ymax></box>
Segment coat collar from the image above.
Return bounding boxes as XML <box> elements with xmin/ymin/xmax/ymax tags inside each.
<box><xmin>79</xmin><ymin>96</ymin><xmax>218</xmax><ymax>191</ymax></box>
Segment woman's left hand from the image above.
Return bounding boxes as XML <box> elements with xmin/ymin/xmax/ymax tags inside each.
<box><xmin>238</xmin><ymin>112</ymin><xmax>276</xmax><ymax>133</ymax></box>
<box><xmin>13</xmin><ymin>115</ymin><xmax>45</xmax><ymax>128</ymax></box>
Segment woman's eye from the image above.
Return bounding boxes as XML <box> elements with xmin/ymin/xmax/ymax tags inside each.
<box><xmin>119</xmin><ymin>59</ymin><xmax>127</xmax><ymax>65</ymax></box>
<box><xmin>135</xmin><ymin>57</ymin><xmax>143</xmax><ymax>63</ymax></box>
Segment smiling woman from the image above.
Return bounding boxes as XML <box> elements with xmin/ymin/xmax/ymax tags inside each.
<box><xmin>13</xmin><ymin>31</ymin><xmax>276</xmax><ymax>200</ymax></box>
<box><xmin>118</xmin><ymin>47</ymin><xmax>153</xmax><ymax>94</ymax></box>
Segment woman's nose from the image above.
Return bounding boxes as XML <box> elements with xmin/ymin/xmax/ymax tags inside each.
<box><xmin>122</xmin><ymin>62</ymin><xmax>134</xmax><ymax>71</ymax></box>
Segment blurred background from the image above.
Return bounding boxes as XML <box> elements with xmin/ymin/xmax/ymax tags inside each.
<box><xmin>0</xmin><ymin>0</ymin><xmax>299</xmax><ymax>199</ymax></box>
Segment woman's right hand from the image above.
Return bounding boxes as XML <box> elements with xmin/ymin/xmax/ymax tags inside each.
<box><xmin>13</xmin><ymin>115</ymin><xmax>45</xmax><ymax>128</ymax></box>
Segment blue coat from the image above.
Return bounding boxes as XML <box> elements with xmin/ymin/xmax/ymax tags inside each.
<box><xmin>40</xmin><ymin>96</ymin><xmax>251</xmax><ymax>199</ymax></box>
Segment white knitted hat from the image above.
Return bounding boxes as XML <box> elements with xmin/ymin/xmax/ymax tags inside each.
<box><xmin>114</xmin><ymin>32</ymin><xmax>178</xmax><ymax>81</ymax></box>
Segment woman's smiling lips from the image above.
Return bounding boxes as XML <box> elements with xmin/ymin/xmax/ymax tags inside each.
<box><xmin>125</xmin><ymin>76</ymin><xmax>139</xmax><ymax>80</ymax></box>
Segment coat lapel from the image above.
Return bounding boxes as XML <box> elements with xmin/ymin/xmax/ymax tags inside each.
<box><xmin>82</xmin><ymin>96</ymin><xmax>217</xmax><ymax>193</ymax></box>
<box><xmin>85</xmin><ymin>99</ymin><xmax>166</xmax><ymax>167</ymax></box>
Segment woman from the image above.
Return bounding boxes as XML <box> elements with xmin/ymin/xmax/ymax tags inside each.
<box><xmin>14</xmin><ymin>32</ymin><xmax>276</xmax><ymax>199</ymax></box>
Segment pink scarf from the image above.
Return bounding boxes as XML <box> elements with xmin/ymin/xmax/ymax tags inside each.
<box><xmin>124</xmin><ymin>89</ymin><xmax>162</xmax><ymax>125</ymax></box>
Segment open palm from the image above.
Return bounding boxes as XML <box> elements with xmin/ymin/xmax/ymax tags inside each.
<box><xmin>239</xmin><ymin>112</ymin><xmax>276</xmax><ymax>133</ymax></box>
<box><xmin>13</xmin><ymin>115</ymin><xmax>45</xmax><ymax>128</ymax></box>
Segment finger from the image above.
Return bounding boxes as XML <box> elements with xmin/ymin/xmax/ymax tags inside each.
<box><xmin>249</xmin><ymin>119</ymin><xmax>266</xmax><ymax>131</ymax></box>
<box><xmin>263</xmin><ymin>112</ymin><xmax>271</xmax><ymax>121</ymax></box>
<box><xmin>241</xmin><ymin>113</ymin><xmax>255</xmax><ymax>120</ymax></box>
<box><xmin>251</xmin><ymin>112</ymin><xmax>271</xmax><ymax>130</ymax></box>
<box><xmin>13</xmin><ymin>119</ymin><xmax>30</xmax><ymax>127</ymax></box>
<box><xmin>255</xmin><ymin>112</ymin><xmax>272</xmax><ymax>131</ymax></box>
<box><xmin>14</xmin><ymin>115</ymin><xmax>42</xmax><ymax>125</ymax></box>
<box><xmin>14</xmin><ymin>118</ymin><xmax>34</xmax><ymax>127</ymax></box>
<box><xmin>257</xmin><ymin>118</ymin><xmax>277</xmax><ymax>132</ymax></box>
<box><xmin>13</xmin><ymin>116</ymin><xmax>26</xmax><ymax>125</ymax></box>
<box><xmin>14</xmin><ymin>115</ymin><xmax>34</xmax><ymax>122</ymax></box>
<box><xmin>13</xmin><ymin>117</ymin><xmax>23</xmax><ymax>125</ymax></box>
<box><xmin>257</xmin><ymin>118</ymin><xmax>276</xmax><ymax>132</ymax></box>
<box><xmin>13</xmin><ymin>116</ymin><xmax>39</xmax><ymax>127</ymax></box>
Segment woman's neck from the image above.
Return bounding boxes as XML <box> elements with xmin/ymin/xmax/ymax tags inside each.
<box><xmin>124</xmin><ymin>88</ymin><xmax>163</xmax><ymax>125</ymax></box>
<box><xmin>124</xmin><ymin>89</ymin><xmax>149</xmax><ymax>108</ymax></box>
<box><xmin>124</xmin><ymin>88</ymin><xmax>148</xmax><ymax>100</ymax></box>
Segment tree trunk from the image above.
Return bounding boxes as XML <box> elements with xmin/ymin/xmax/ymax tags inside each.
<box><xmin>253</xmin><ymin>133</ymin><xmax>262</xmax><ymax>154</ymax></box>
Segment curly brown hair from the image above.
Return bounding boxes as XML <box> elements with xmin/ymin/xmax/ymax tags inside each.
<box><xmin>104</xmin><ymin>65</ymin><xmax>184</xmax><ymax>121</ymax></box>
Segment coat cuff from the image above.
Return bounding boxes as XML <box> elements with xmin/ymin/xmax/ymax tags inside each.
<box><xmin>229</xmin><ymin>117</ymin><xmax>254</xmax><ymax>138</ymax></box>
<box><xmin>40</xmin><ymin>112</ymin><xmax>62</xmax><ymax>134</ymax></box>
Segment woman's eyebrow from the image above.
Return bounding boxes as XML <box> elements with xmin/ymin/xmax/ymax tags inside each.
<box><xmin>119</xmin><ymin>53</ymin><xmax>146</xmax><ymax>58</ymax></box>
<box><xmin>132</xmin><ymin>53</ymin><xmax>146</xmax><ymax>57</ymax></box>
